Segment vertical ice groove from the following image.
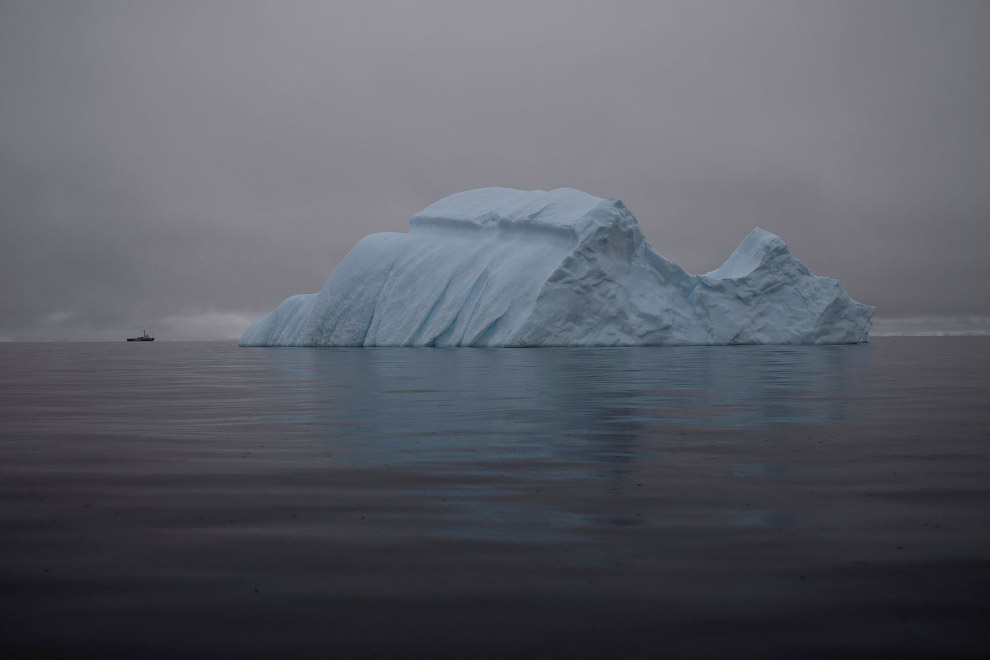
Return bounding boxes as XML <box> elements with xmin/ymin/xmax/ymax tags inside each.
<box><xmin>456</xmin><ymin>268</ymin><xmax>490</xmax><ymax>346</ymax></box>
<box><xmin>410</xmin><ymin>276</ymin><xmax>454</xmax><ymax>346</ymax></box>
<box><xmin>362</xmin><ymin>254</ymin><xmax>399</xmax><ymax>347</ymax></box>
<box><xmin>471</xmin><ymin>312</ymin><xmax>506</xmax><ymax>347</ymax></box>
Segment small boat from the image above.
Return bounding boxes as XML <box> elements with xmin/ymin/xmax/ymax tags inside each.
<box><xmin>127</xmin><ymin>329</ymin><xmax>155</xmax><ymax>342</ymax></box>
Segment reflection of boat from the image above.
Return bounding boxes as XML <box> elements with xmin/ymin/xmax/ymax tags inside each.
<box><xmin>126</xmin><ymin>329</ymin><xmax>154</xmax><ymax>342</ymax></box>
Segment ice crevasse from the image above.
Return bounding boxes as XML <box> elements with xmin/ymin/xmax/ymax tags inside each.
<box><xmin>241</xmin><ymin>188</ymin><xmax>873</xmax><ymax>347</ymax></box>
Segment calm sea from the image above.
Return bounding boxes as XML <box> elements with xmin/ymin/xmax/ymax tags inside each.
<box><xmin>1</xmin><ymin>338</ymin><xmax>988</xmax><ymax>659</ymax></box>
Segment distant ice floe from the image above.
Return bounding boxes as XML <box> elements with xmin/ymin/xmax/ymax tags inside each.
<box><xmin>242</xmin><ymin>188</ymin><xmax>873</xmax><ymax>347</ymax></box>
<box><xmin>869</xmin><ymin>316</ymin><xmax>990</xmax><ymax>337</ymax></box>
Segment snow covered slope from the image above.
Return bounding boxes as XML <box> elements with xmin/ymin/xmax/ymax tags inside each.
<box><xmin>241</xmin><ymin>188</ymin><xmax>873</xmax><ymax>346</ymax></box>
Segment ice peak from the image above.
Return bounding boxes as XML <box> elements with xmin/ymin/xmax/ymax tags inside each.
<box><xmin>707</xmin><ymin>227</ymin><xmax>795</xmax><ymax>280</ymax></box>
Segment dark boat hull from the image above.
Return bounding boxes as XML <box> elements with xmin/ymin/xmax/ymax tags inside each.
<box><xmin>126</xmin><ymin>337</ymin><xmax>154</xmax><ymax>342</ymax></box>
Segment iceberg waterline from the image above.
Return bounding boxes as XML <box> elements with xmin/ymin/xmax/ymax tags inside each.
<box><xmin>241</xmin><ymin>188</ymin><xmax>873</xmax><ymax>347</ymax></box>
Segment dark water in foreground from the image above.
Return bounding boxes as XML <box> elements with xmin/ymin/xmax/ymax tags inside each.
<box><xmin>1</xmin><ymin>338</ymin><xmax>989</xmax><ymax>659</ymax></box>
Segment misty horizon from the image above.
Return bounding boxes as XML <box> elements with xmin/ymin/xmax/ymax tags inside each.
<box><xmin>2</xmin><ymin>1</ymin><xmax>989</xmax><ymax>341</ymax></box>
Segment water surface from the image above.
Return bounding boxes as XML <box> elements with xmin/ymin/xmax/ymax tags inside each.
<box><xmin>1</xmin><ymin>339</ymin><xmax>988</xmax><ymax>658</ymax></box>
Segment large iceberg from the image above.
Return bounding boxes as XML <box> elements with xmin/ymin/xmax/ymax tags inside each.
<box><xmin>241</xmin><ymin>188</ymin><xmax>872</xmax><ymax>347</ymax></box>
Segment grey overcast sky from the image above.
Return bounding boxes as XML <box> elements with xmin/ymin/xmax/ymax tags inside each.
<box><xmin>1</xmin><ymin>0</ymin><xmax>988</xmax><ymax>340</ymax></box>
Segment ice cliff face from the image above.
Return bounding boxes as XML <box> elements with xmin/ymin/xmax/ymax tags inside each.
<box><xmin>241</xmin><ymin>188</ymin><xmax>873</xmax><ymax>346</ymax></box>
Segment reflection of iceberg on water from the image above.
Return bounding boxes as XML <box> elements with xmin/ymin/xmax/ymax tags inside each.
<box><xmin>242</xmin><ymin>188</ymin><xmax>873</xmax><ymax>347</ymax></box>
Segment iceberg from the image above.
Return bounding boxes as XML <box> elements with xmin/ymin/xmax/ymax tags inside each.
<box><xmin>241</xmin><ymin>188</ymin><xmax>872</xmax><ymax>347</ymax></box>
